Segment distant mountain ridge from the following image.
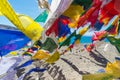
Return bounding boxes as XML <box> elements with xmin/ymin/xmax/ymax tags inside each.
<box><xmin>0</xmin><ymin>24</ymin><xmax>18</xmax><ymax>30</ymax></box>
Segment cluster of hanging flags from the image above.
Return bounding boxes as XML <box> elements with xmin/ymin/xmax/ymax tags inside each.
<box><xmin>0</xmin><ymin>0</ymin><xmax>120</xmax><ymax>79</ymax></box>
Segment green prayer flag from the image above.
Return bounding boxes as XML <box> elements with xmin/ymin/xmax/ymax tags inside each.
<box><xmin>107</xmin><ymin>36</ymin><xmax>120</xmax><ymax>53</ymax></box>
<box><xmin>41</xmin><ymin>37</ymin><xmax>58</xmax><ymax>53</ymax></box>
<box><xmin>35</xmin><ymin>10</ymin><xmax>48</xmax><ymax>22</ymax></box>
<box><xmin>45</xmin><ymin>51</ymin><xmax>60</xmax><ymax>64</ymax></box>
<box><xmin>72</xmin><ymin>0</ymin><xmax>92</xmax><ymax>10</ymax></box>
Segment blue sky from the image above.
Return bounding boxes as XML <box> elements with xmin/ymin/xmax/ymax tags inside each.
<box><xmin>0</xmin><ymin>0</ymin><xmax>51</xmax><ymax>27</ymax></box>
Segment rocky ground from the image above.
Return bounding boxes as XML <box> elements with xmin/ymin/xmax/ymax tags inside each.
<box><xmin>14</xmin><ymin>42</ymin><xmax>120</xmax><ymax>80</ymax></box>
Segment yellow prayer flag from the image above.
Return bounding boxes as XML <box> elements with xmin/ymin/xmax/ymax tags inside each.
<box><xmin>58</xmin><ymin>36</ymin><xmax>66</xmax><ymax>43</ymax></box>
<box><xmin>0</xmin><ymin>11</ymin><xmax>3</xmax><ymax>16</ymax></box>
<box><xmin>45</xmin><ymin>51</ymin><xmax>60</xmax><ymax>64</ymax></box>
<box><xmin>113</xmin><ymin>60</ymin><xmax>120</xmax><ymax>69</ymax></box>
<box><xmin>105</xmin><ymin>61</ymin><xmax>120</xmax><ymax>78</ymax></box>
<box><xmin>0</xmin><ymin>0</ymin><xmax>44</xmax><ymax>41</ymax></box>
<box><xmin>63</xmin><ymin>5</ymin><xmax>84</xmax><ymax>28</ymax></box>
<box><xmin>102</xmin><ymin>18</ymin><xmax>110</xmax><ymax>25</ymax></box>
<box><xmin>9</xmin><ymin>51</ymin><xmax>17</xmax><ymax>56</ymax></box>
<box><xmin>18</xmin><ymin>15</ymin><xmax>44</xmax><ymax>40</ymax></box>
<box><xmin>63</xmin><ymin>5</ymin><xmax>84</xmax><ymax>20</ymax></box>
<box><xmin>79</xmin><ymin>25</ymin><xmax>89</xmax><ymax>35</ymax></box>
<box><xmin>32</xmin><ymin>50</ymin><xmax>50</xmax><ymax>60</ymax></box>
<box><xmin>68</xmin><ymin>21</ymin><xmax>78</xmax><ymax>28</ymax></box>
<box><xmin>74</xmin><ymin>39</ymin><xmax>80</xmax><ymax>45</ymax></box>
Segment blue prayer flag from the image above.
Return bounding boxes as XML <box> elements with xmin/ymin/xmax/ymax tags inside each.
<box><xmin>0</xmin><ymin>29</ymin><xmax>30</xmax><ymax>56</ymax></box>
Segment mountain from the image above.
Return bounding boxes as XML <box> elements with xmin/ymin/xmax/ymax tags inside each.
<box><xmin>0</xmin><ymin>24</ymin><xmax>18</xmax><ymax>30</ymax></box>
